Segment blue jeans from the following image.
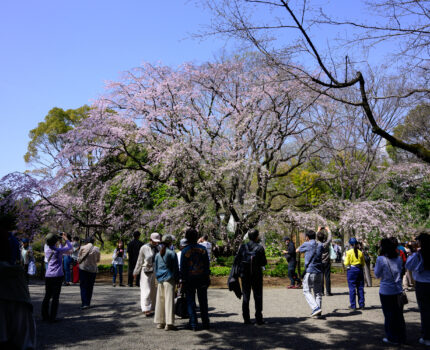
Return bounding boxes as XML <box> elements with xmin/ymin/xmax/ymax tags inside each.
<box><xmin>380</xmin><ymin>293</ymin><xmax>406</xmax><ymax>343</ymax></box>
<box><xmin>287</xmin><ymin>261</ymin><xmax>301</xmax><ymax>286</ymax></box>
<box><xmin>63</xmin><ymin>255</ymin><xmax>72</xmax><ymax>283</ymax></box>
<box><xmin>416</xmin><ymin>281</ymin><xmax>430</xmax><ymax>340</ymax></box>
<box><xmin>185</xmin><ymin>281</ymin><xmax>209</xmax><ymax>328</ymax></box>
<box><xmin>112</xmin><ymin>264</ymin><xmax>123</xmax><ymax>285</ymax></box>
<box><xmin>347</xmin><ymin>266</ymin><xmax>365</xmax><ymax>308</ymax></box>
<box><xmin>79</xmin><ymin>269</ymin><xmax>96</xmax><ymax>307</ymax></box>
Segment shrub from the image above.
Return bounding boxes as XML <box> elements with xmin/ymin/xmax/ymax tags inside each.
<box><xmin>215</xmin><ymin>255</ymin><xmax>235</xmax><ymax>267</ymax></box>
<box><xmin>98</xmin><ymin>264</ymin><xmax>112</xmax><ymax>272</ymax></box>
<box><xmin>210</xmin><ymin>266</ymin><xmax>231</xmax><ymax>276</ymax></box>
<box><xmin>263</xmin><ymin>258</ymin><xmax>289</xmax><ymax>277</ymax></box>
<box><xmin>265</xmin><ymin>243</ymin><xmax>283</xmax><ymax>258</ymax></box>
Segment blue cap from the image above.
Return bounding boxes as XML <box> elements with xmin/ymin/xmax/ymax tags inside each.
<box><xmin>349</xmin><ymin>237</ymin><xmax>358</xmax><ymax>246</ymax></box>
<box><xmin>21</xmin><ymin>238</ymin><xmax>29</xmax><ymax>243</ymax></box>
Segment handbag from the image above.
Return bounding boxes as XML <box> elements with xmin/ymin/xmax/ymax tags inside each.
<box><xmin>398</xmin><ymin>290</ymin><xmax>409</xmax><ymax>308</ymax></box>
<box><xmin>28</xmin><ymin>260</ymin><xmax>37</xmax><ymax>276</ymax></box>
<box><xmin>385</xmin><ymin>257</ymin><xmax>408</xmax><ymax>308</ymax></box>
<box><xmin>175</xmin><ymin>292</ymin><xmax>189</xmax><ymax>318</ymax></box>
<box><xmin>329</xmin><ymin>245</ymin><xmax>337</xmax><ymax>260</ymax></box>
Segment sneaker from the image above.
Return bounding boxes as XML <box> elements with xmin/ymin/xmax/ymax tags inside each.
<box><xmin>80</xmin><ymin>305</ymin><xmax>90</xmax><ymax>310</ymax></box>
<box><xmin>156</xmin><ymin>323</ymin><xmax>165</xmax><ymax>329</ymax></box>
<box><xmin>311</xmin><ymin>308</ymin><xmax>322</xmax><ymax>317</ymax></box>
<box><xmin>165</xmin><ymin>324</ymin><xmax>177</xmax><ymax>331</ymax></box>
<box><xmin>255</xmin><ymin>320</ymin><xmax>266</xmax><ymax>325</ymax></box>
<box><xmin>287</xmin><ymin>285</ymin><xmax>295</xmax><ymax>289</ymax></box>
<box><xmin>419</xmin><ymin>338</ymin><xmax>430</xmax><ymax>346</ymax></box>
<box><xmin>112</xmin><ymin>284</ymin><xmax>116</xmax><ymax>287</ymax></box>
<box><xmin>348</xmin><ymin>306</ymin><xmax>356</xmax><ymax>311</ymax></box>
<box><xmin>243</xmin><ymin>319</ymin><xmax>252</xmax><ymax>325</ymax></box>
<box><xmin>382</xmin><ymin>338</ymin><xmax>399</xmax><ymax>345</ymax></box>
<box><xmin>119</xmin><ymin>284</ymin><xmax>125</xmax><ymax>287</ymax></box>
<box><xmin>144</xmin><ymin>311</ymin><xmax>154</xmax><ymax>317</ymax></box>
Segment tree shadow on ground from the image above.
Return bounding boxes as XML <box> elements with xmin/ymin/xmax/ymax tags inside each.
<box><xmin>33</xmin><ymin>299</ymin><xmax>143</xmax><ymax>349</ymax></box>
<box><xmin>329</xmin><ymin>292</ymin><xmax>349</xmax><ymax>296</ymax></box>
<box><xmin>193</xmin><ymin>317</ymin><xmax>422</xmax><ymax>350</ymax></box>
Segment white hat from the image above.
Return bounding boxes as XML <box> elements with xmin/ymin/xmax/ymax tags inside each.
<box><xmin>150</xmin><ymin>232</ymin><xmax>161</xmax><ymax>242</ymax></box>
<box><xmin>180</xmin><ymin>238</ymin><xmax>188</xmax><ymax>247</ymax></box>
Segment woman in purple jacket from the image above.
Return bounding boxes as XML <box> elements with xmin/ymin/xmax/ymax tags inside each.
<box><xmin>42</xmin><ymin>232</ymin><xmax>72</xmax><ymax>322</ymax></box>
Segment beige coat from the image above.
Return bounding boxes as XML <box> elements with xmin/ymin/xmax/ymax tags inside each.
<box><xmin>78</xmin><ymin>243</ymin><xmax>100</xmax><ymax>273</ymax></box>
<box><xmin>133</xmin><ymin>243</ymin><xmax>157</xmax><ymax>275</ymax></box>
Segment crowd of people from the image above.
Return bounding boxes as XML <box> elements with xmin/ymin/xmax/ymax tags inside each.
<box><xmin>0</xmin><ymin>224</ymin><xmax>429</xmax><ymax>349</ymax></box>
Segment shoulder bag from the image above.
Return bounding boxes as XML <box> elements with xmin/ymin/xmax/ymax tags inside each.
<box><xmin>78</xmin><ymin>246</ymin><xmax>94</xmax><ymax>265</ymax></box>
<box><xmin>28</xmin><ymin>260</ymin><xmax>37</xmax><ymax>276</ymax></box>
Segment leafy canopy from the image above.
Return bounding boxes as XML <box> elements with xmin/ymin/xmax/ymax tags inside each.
<box><xmin>25</xmin><ymin>105</ymin><xmax>90</xmax><ymax>163</ymax></box>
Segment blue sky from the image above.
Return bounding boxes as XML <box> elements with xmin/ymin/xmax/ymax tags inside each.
<box><xmin>0</xmin><ymin>0</ymin><xmax>382</xmax><ymax>178</ymax></box>
<box><xmin>0</xmin><ymin>0</ymin><xmax>230</xmax><ymax>178</ymax></box>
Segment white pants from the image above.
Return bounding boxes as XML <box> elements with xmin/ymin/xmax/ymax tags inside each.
<box><xmin>302</xmin><ymin>272</ymin><xmax>323</xmax><ymax>311</ymax></box>
<box><xmin>154</xmin><ymin>279</ymin><xmax>175</xmax><ymax>326</ymax></box>
<box><xmin>402</xmin><ymin>269</ymin><xmax>414</xmax><ymax>288</ymax></box>
<box><xmin>140</xmin><ymin>272</ymin><xmax>156</xmax><ymax>312</ymax></box>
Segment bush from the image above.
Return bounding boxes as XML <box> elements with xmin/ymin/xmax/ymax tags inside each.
<box><xmin>263</xmin><ymin>258</ymin><xmax>289</xmax><ymax>277</ymax></box>
<box><xmin>32</xmin><ymin>240</ymin><xmax>43</xmax><ymax>252</ymax></box>
<box><xmin>98</xmin><ymin>264</ymin><xmax>112</xmax><ymax>272</ymax></box>
<box><xmin>265</xmin><ymin>243</ymin><xmax>283</xmax><ymax>258</ymax></box>
<box><xmin>210</xmin><ymin>266</ymin><xmax>231</xmax><ymax>276</ymax></box>
<box><xmin>215</xmin><ymin>255</ymin><xmax>235</xmax><ymax>267</ymax></box>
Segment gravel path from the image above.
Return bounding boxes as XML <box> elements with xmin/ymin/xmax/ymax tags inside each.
<box><xmin>29</xmin><ymin>282</ymin><xmax>423</xmax><ymax>350</ymax></box>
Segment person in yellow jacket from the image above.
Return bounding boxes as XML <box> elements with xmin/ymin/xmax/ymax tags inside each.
<box><xmin>344</xmin><ymin>237</ymin><xmax>365</xmax><ymax>310</ymax></box>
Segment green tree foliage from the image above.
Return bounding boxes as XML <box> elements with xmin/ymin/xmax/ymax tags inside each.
<box><xmin>25</xmin><ymin>105</ymin><xmax>90</xmax><ymax>165</ymax></box>
<box><xmin>387</xmin><ymin>105</ymin><xmax>430</xmax><ymax>163</ymax></box>
<box><xmin>290</xmin><ymin>169</ymin><xmax>324</xmax><ymax>206</ymax></box>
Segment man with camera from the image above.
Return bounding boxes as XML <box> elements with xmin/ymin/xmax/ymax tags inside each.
<box><xmin>282</xmin><ymin>236</ymin><xmax>301</xmax><ymax>289</ymax></box>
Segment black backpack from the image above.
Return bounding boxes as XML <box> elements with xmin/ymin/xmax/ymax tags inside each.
<box><xmin>240</xmin><ymin>243</ymin><xmax>259</xmax><ymax>274</ymax></box>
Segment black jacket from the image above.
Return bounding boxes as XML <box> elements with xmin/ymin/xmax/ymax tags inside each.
<box><xmin>127</xmin><ymin>239</ymin><xmax>143</xmax><ymax>267</ymax></box>
<box><xmin>284</xmin><ymin>241</ymin><xmax>296</xmax><ymax>263</ymax></box>
<box><xmin>234</xmin><ymin>241</ymin><xmax>267</xmax><ymax>278</ymax></box>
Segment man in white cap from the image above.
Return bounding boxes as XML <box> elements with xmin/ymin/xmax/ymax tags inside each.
<box><xmin>177</xmin><ymin>238</ymin><xmax>188</xmax><ymax>271</ymax></box>
<box><xmin>133</xmin><ymin>232</ymin><xmax>160</xmax><ymax>316</ymax></box>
